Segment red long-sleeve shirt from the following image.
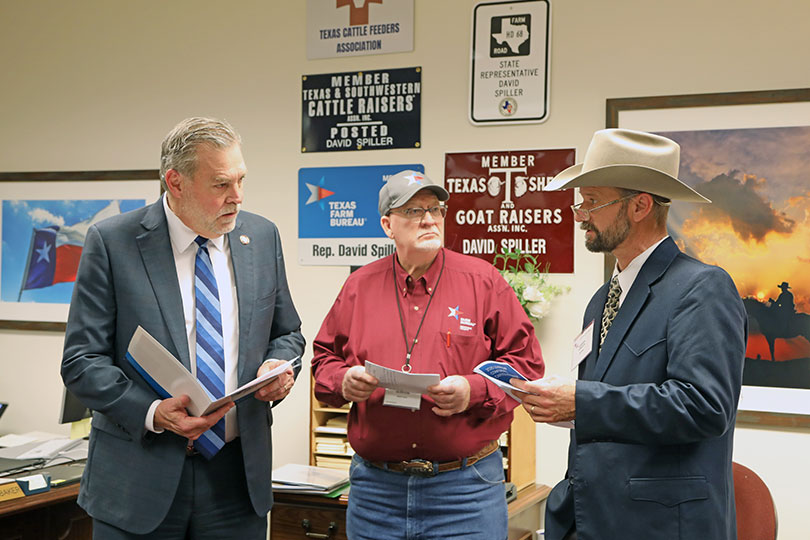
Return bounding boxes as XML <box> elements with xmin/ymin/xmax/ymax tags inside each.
<box><xmin>312</xmin><ymin>248</ymin><xmax>545</xmax><ymax>462</ymax></box>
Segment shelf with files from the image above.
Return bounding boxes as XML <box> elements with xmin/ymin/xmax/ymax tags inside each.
<box><xmin>310</xmin><ymin>390</ymin><xmax>353</xmax><ymax>473</ymax></box>
<box><xmin>309</xmin><ymin>383</ymin><xmax>536</xmax><ymax>487</ymax></box>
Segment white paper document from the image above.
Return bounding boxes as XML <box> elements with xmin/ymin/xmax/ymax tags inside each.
<box><xmin>15</xmin><ymin>438</ymin><xmax>82</xmax><ymax>460</ymax></box>
<box><xmin>0</xmin><ymin>434</ymin><xmax>38</xmax><ymax>448</ymax></box>
<box><xmin>127</xmin><ymin>326</ymin><xmax>299</xmax><ymax>416</ymax></box>
<box><xmin>364</xmin><ymin>361</ymin><xmax>440</xmax><ymax>394</ymax></box>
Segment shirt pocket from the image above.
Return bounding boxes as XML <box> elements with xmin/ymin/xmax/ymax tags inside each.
<box><xmin>435</xmin><ymin>329</ymin><xmax>489</xmax><ymax>376</ymax></box>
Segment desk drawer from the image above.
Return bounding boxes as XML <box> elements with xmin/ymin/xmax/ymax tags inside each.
<box><xmin>270</xmin><ymin>503</ymin><xmax>348</xmax><ymax>540</ymax></box>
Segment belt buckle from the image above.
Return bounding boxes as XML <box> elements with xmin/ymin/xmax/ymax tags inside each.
<box><xmin>402</xmin><ymin>459</ymin><xmax>435</xmax><ymax>477</ymax></box>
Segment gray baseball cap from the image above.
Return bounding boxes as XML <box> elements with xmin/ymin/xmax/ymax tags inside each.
<box><xmin>378</xmin><ymin>170</ymin><xmax>450</xmax><ymax>216</ymax></box>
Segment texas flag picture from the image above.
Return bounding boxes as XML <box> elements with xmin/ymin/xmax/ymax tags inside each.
<box><xmin>20</xmin><ymin>201</ymin><xmax>121</xmax><ymax>292</ymax></box>
<box><xmin>2</xmin><ymin>198</ymin><xmax>146</xmax><ymax>305</ymax></box>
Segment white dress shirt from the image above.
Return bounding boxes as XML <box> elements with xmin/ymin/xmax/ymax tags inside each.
<box><xmin>612</xmin><ymin>236</ymin><xmax>669</xmax><ymax>308</ymax></box>
<box><xmin>145</xmin><ymin>195</ymin><xmax>240</xmax><ymax>440</ymax></box>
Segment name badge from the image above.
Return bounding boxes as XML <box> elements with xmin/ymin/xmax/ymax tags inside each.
<box><xmin>383</xmin><ymin>388</ymin><xmax>422</xmax><ymax>410</ymax></box>
<box><xmin>571</xmin><ymin>320</ymin><xmax>594</xmax><ymax>370</ymax></box>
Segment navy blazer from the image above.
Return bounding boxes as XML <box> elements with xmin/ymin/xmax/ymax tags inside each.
<box><xmin>545</xmin><ymin>238</ymin><xmax>747</xmax><ymax>540</ymax></box>
<box><xmin>61</xmin><ymin>200</ymin><xmax>305</xmax><ymax>534</ymax></box>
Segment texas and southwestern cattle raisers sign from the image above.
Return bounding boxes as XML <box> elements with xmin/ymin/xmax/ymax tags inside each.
<box><xmin>301</xmin><ymin>66</ymin><xmax>421</xmax><ymax>152</ymax></box>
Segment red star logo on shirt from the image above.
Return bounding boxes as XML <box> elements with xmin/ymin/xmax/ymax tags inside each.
<box><xmin>336</xmin><ymin>0</ymin><xmax>383</xmax><ymax>26</ymax></box>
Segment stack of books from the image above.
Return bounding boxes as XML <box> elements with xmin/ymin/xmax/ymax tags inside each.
<box><xmin>314</xmin><ymin>455</ymin><xmax>351</xmax><ymax>472</ymax></box>
<box><xmin>272</xmin><ymin>464</ymin><xmax>349</xmax><ymax>497</ymax></box>
<box><xmin>314</xmin><ymin>435</ymin><xmax>355</xmax><ymax>457</ymax></box>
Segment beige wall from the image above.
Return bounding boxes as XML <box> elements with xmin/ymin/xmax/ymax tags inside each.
<box><xmin>0</xmin><ymin>0</ymin><xmax>806</xmax><ymax>536</ymax></box>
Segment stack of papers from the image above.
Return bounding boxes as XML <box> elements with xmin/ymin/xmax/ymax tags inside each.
<box><xmin>314</xmin><ymin>416</ymin><xmax>348</xmax><ymax>435</ymax></box>
<box><xmin>0</xmin><ymin>433</ymin><xmax>89</xmax><ymax>474</ymax></box>
<box><xmin>272</xmin><ymin>464</ymin><xmax>349</xmax><ymax>496</ymax></box>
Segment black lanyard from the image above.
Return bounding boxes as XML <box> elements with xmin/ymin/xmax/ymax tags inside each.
<box><xmin>393</xmin><ymin>250</ymin><xmax>445</xmax><ymax>372</ymax></box>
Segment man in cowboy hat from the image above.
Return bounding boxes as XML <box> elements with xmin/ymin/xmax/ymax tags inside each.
<box><xmin>511</xmin><ymin>129</ymin><xmax>748</xmax><ymax>540</ymax></box>
<box><xmin>773</xmin><ymin>281</ymin><xmax>795</xmax><ymax>314</ymax></box>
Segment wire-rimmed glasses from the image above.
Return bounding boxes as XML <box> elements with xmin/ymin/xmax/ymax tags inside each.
<box><xmin>389</xmin><ymin>204</ymin><xmax>447</xmax><ymax>221</ymax></box>
<box><xmin>570</xmin><ymin>194</ymin><xmax>636</xmax><ymax>221</ymax></box>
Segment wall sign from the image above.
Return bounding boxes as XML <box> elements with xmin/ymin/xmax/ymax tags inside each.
<box><xmin>470</xmin><ymin>0</ymin><xmax>551</xmax><ymax>124</ymax></box>
<box><xmin>298</xmin><ymin>164</ymin><xmax>423</xmax><ymax>266</ymax></box>
<box><xmin>307</xmin><ymin>0</ymin><xmax>414</xmax><ymax>59</ymax></box>
<box><xmin>302</xmin><ymin>67</ymin><xmax>421</xmax><ymax>153</ymax></box>
<box><xmin>444</xmin><ymin>149</ymin><xmax>574</xmax><ymax>272</ymax></box>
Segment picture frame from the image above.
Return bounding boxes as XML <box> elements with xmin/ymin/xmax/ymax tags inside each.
<box><xmin>606</xmin><ymin>88</ymin><xmax>810</xmax><ymax>428</ymax></box>
<box><xmin>0</xmin><ymin>170</ymin><xmax>160</xmax><ymax>332</ymax></box>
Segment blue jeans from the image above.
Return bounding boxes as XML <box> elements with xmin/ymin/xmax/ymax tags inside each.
<box><xmin>347</xmin><ymin>449</ymin><xmax>507</xmax><ymax>540</ymax></box>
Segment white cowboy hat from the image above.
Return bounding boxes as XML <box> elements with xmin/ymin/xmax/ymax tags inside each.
<box><xmin>544</xmin><ymin>128</ymin><xmax>711</xmax><ymax>203</ymax></box>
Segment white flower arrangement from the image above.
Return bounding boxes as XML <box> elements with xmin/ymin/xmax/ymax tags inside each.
<box><xmin>494</xmin><ymin>248</ymin><xmax>569</xmax><ymax>322</ymax></box>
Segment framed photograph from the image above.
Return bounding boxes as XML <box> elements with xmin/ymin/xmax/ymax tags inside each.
<box><xmin>606</xmin><ymin>88</ymin><xmax>810</xmax><ymax>428</ymax></box>
<box><xmin>0</xmin><ymin>170</ymin><xmax>160</xmax><ymax>331</ymax></box>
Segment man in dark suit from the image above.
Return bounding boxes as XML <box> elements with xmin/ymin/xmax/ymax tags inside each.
<box><xmin>61</xmin><ymin>117</ymin><xmax>305</xmax><ymax>538</ymax></box>
<box><xmin>513</xmin><ymin>129</ymin><xmax>747</xmax><ymax>540</ymax></box>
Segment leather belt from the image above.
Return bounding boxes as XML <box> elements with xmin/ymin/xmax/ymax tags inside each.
<box><xmin>368</xmin><ymin>440</ymin><xmax>499</xmax><ymax>477</ymax></box>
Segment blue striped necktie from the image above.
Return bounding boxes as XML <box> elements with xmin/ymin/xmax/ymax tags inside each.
<box><xmin>193</xmin><ymin>235</ymin><xmax>226</xmax><ymax>459</ymax></box>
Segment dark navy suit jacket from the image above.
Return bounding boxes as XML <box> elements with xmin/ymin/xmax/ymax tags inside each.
<box><xmin>61</xmin><ymin>200</ymin><xmax>305</xmax><ymax>534</ymax></box>
<box><xmin>545</xmin><ymin>238</ymin><xmax>747</xmax><ymax>540</ymax></box>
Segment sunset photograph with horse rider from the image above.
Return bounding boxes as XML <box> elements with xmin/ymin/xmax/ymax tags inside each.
<box><xmin>658</xmin><ymin>125</ymin><xmax>810</xmax><ymax>391</ymax></box>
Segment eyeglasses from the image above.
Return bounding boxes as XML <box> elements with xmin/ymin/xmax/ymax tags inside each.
<box><xmin>389</xmin><ymin>205</ymin><xmax>447</xmax><ymax>221</ymax></box>
<box><xmin>570</xmin><ymin>194</ymin><xmax>636</xmax><ymax>221</ymax></box>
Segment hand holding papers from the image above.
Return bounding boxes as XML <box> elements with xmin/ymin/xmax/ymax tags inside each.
<box><xmin>127</xmin><ymin>326</ymin><xmax>300</xmax><ymax>416</ymax></box>
<box><xmin>364</xmin><ymin>361</ymin><xmax>440</xmax><ymax>394</ymax></box>
<box><xmin>473</xmin><ymin>360</ymin><xmax>530</xmax><ymax>402</ymax></box>
<box><xmin>474</xmin><ymin>361</ymin><xmax>575</xmax><ymax>429</ymax></box>
<box><xmin>364</xmin><ymin>361</ymin><xmax>440</xmax><ymax>410</ymax></box>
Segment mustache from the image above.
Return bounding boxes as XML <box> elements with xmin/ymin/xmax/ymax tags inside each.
<box><xmin>580</xmin><ymin>223</ymin><xmax>596</xmax><ymax>232</ymax></box>
<box><xmin>219</xmin><ymin>204</ymin><xmax>240</xmax><ymax>216</ymax></box>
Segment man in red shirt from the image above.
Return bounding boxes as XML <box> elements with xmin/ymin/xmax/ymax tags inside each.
<box><xmin>312</xmin><ymin>169</ymin><xmax>545</xmax><ymax>540</ymax></box>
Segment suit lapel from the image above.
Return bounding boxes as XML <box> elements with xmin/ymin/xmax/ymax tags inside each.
<box><xmin>581</xmin><ymin>284</ymin><xmax>608</xmax><ymax>380</ymax></box>
<box><xmin>589</xmin><ymin>238</ymin><xmax>681</xmax><ymax>382</ymax></box>
<box><xmin>136</xmin><ymin>201</ymin><xmax>191</xmax><ymax>368</ymax></box>
<box><xmin>228</xmin><ymin>220</ymin><xmax>254</xmax><ymax>384</ymax></box>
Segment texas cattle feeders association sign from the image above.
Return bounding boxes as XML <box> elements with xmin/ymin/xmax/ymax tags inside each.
<box><xmin>301</xmin><ymin>67</ymin><xmax>421</xmax><ymax>153</ymax></box>
<box><xmin>299</xmin><ymin>164</ymin><xmax>423</xmax><ymax>266</ymax></box>
<box><xmin>306</xmin><ymin>0</ymin><xmax>414</xmax><ymax>59</ymax></box>
<box><xmin>444</xmin><ymin>149</ymin><xmax>575</xmax><ymax>273</ymax></box>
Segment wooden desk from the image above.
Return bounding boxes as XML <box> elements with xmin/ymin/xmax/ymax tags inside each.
<box><xmin>270</xmin><ymin>483</ymin><xmax>550</xmax><ymax>540</ymax></box>
<box><xmin>0</xmin><ymin>482</ymin><xmax>91</xmax><ymax>539</ymax></box>
<box><xmin>508</xmin><ymin>483</ymin><xmax>551</xmax><ymax>540</ymax></box>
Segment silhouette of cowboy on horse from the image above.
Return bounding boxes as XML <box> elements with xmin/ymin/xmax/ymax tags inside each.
<box><xmin>770</xmin><ymin>282</ymin><xmax>795</xmax><ymax>319</ymax></box>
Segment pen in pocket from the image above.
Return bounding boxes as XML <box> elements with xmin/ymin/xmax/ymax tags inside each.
<box><xmin>446</xmin><ymin>330</ymin><xmax>451</xmax><ymax>347</ymax></box>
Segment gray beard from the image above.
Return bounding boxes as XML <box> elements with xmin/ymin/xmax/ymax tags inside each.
<box><xmin>583</xmin><ymin>215</ymin><xmax>630</xmax><ymax>253</ymax></box>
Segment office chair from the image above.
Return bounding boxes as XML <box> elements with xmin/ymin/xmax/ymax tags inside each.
<box><xmin>733</xmin><ymin>462</ymin><xmax>778</xmax><ymax>540</ymax></box>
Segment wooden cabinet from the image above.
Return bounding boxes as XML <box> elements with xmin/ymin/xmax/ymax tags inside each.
<box><xmin>270</xmin><ymin>492</ymin><xmax>348</xmax><ymax>540</ymax></box>
<box><xmin>308</xmin><ymin>378</ymin><xmax>537</xmax><ymax>489</ymax></box>
<box><xmin>0</xmin><ymin>483</ymin><xmax>91</xmax><ymax>540</ymax></box>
